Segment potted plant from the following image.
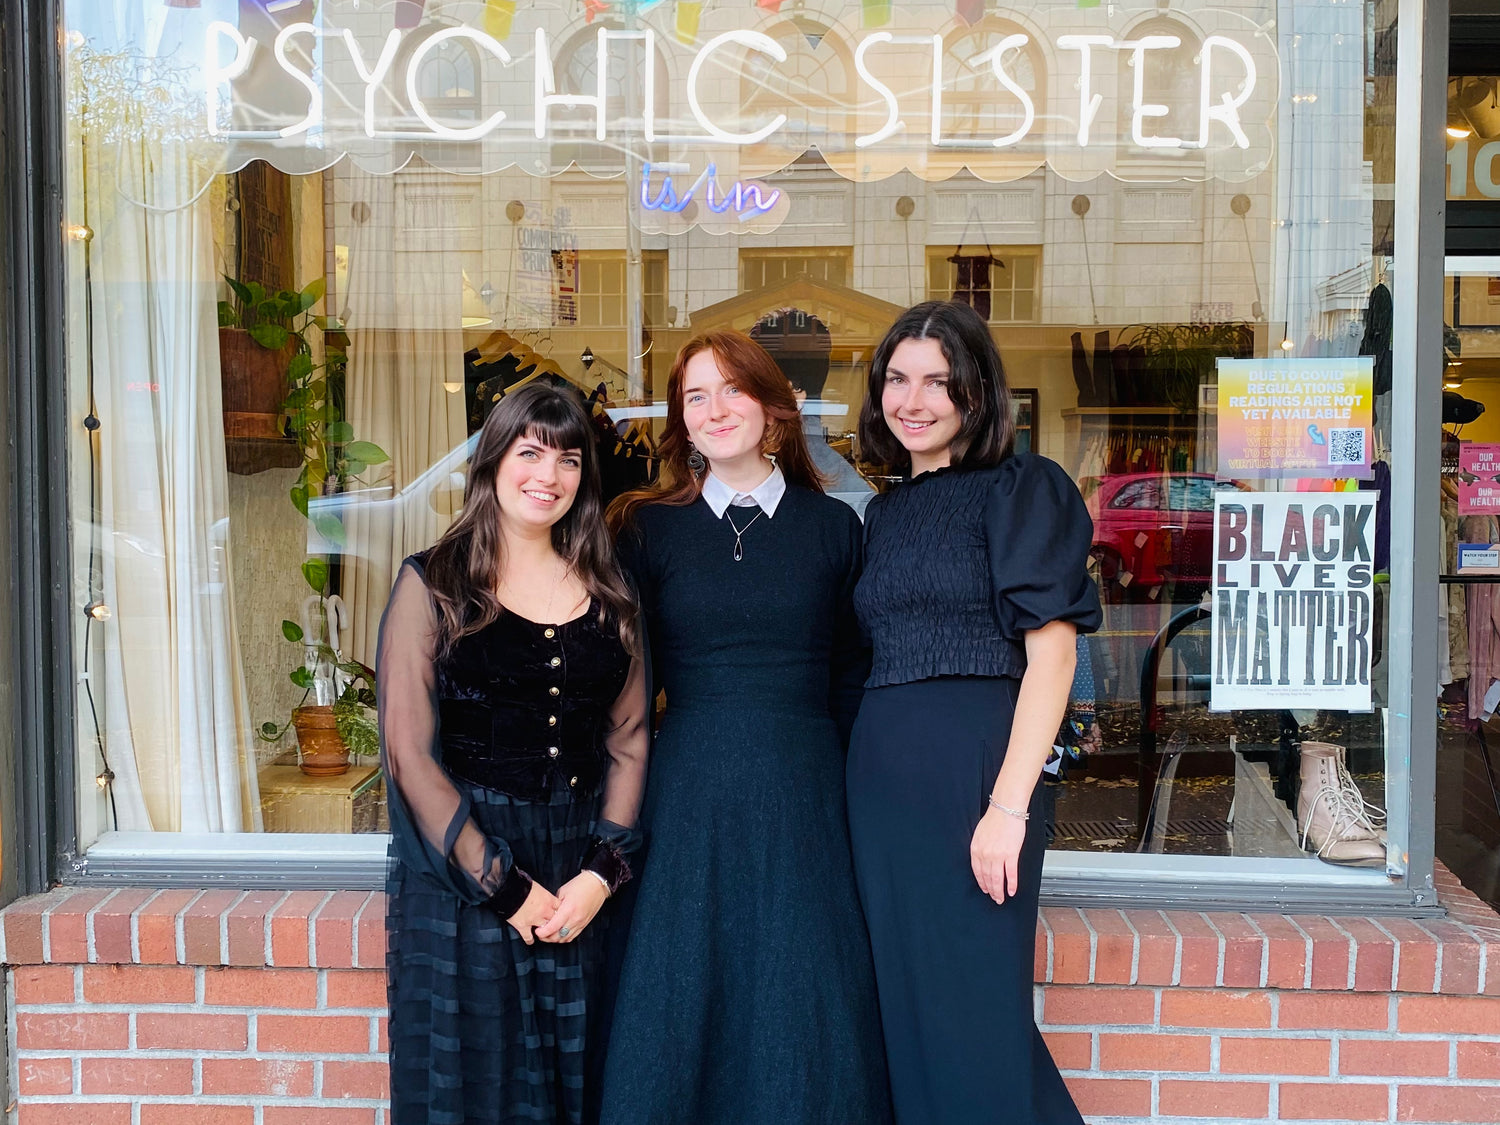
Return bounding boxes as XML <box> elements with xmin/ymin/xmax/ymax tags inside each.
<box><xmin>237</xmin><ymin>277</ymin><xmax>391</xmax><ymax>775</ymax></box>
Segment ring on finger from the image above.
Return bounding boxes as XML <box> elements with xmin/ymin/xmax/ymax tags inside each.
<box><xmin>558</xmin><ymin>925</ymin><xmax>571</xmax><ymax>939</ymax></box>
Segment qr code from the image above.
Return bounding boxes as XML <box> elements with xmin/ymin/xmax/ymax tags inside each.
<box><xmin>1328</xmin><ymin>427</ymin><xmax>1365</xmax><ymax>465</ymax></box>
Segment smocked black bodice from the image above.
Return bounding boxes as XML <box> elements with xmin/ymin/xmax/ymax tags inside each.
<box><xmin>855</xmin><ymin>453</ymin><xmax>1102</xmax><ymax>688</ymax></box>
<box><xmin>434</xmin><ymin>588</ymin><xmax>631</xmax><ymax>802</ymax></box>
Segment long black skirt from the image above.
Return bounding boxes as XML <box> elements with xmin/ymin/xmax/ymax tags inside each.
<box><xmin>847</xmin><ymin>677</ymin><xmax>1084</xmax><ymax>1125</ymax></box>
<box><xmin>387</xmin><ymin>785</ymin><xmax>613</xmax><ymax>1125</ymax></box>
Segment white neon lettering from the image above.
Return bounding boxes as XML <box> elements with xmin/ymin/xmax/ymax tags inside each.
<box><xmin>970</xmin><ymin>34</ymin><xmax>1034</xmax><ymax>148</ymax></box>
<box><xmin>340</xmin><ymin>28</ymin><xmax>402</xmax><ymax>139</ymax></box>
<box><xmin>854</xmin><ymin>34</ymin><xmax>902</xmax><ymax>148</ymax></box>
<box><xmin>407</xmin><ymin>27</ymin><xmax>509</xmax><ymax>141</ymax></box>
<box><xmin>204</xmin><ymin>22</ymin><xmax>256</xmax><ymax>137</ymax></box>
<box><xmin>273</xmin><ymin>23</ymin><xmax>321</xmax><ymax>138</ymax></box>
<box><xmin>930</xmin><ymin>33</ymin><xmax>945</xmax><ymax>146</ymax></box>
<box><xmin>687</xmin><ymin>31</ymin><xmax>787</xmax><ymax>145</ymax></box>
<box><xmin>1057</xmin><ymin>35</ymin><xmax>1111</xmax><ymax>147</ymax></box>
<box><xmin>535</xmin><ymin>26</ymin><xmax>608</xmax><ymax>141</ymax></box>
<box><xmin>1196</xmin><ymin>35</ymin><xmax>1257</xmax><ymax>149</ymax></box>
<box><xmin>1123</xmin><ymin>36</ymin><xmax>1184</xmax><ymax>149</ymax></box>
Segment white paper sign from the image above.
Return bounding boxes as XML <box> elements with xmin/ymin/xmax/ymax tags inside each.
<box><xmin>1210</xmin><ymin>492</ymin><xmax>1376</xmax><ymax>712</ymax></box>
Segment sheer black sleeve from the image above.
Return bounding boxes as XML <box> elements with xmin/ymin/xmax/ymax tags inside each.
<box><xmin>377</xmin><ymin>562</ymin><xmax>533</xmax><ymax>918</ymax></box>
<box><xmin>985</xmin><ymin>454</ymin><xmax>1103</xmax><ymax>639</ymax></box>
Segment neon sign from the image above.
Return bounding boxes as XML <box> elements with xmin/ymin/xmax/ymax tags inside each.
<box><xmin>640</xmin><ymin>162</ymin><xmax>782</xmax><ymax>222</ymax></box>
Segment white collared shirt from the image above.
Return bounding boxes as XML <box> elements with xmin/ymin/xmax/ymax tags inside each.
<box><xmin>701</xmin><ymin>465</ymin><xmax>786</xmax><ymax>518</ymax></box>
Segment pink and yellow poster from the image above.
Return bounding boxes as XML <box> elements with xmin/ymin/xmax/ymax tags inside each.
<box><xmin>1216</xmin><ymin>358</ymin><xmax>1374</xmax><ymax>480</ymax></box>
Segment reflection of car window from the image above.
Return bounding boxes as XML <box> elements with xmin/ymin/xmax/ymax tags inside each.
<box><xmin>1110</xmin><ymin>480</ymin><xmax>1165</xmax><ymax>510</ymax></box>
<box><xmin>1169</xmin><ymin>477</ymin><xmax>1218</xmax><ymax>512</ymax></box>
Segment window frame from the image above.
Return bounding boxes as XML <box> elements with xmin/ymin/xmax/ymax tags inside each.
<box><xmin>924</xmin><ymin>245</ymin><xmax>1042</xmax><ymax>324</ymax></box>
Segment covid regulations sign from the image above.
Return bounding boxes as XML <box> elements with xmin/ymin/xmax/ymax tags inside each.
<box><xmin>1210</xmin><ymin>492</ymin><xmax>1377</xmax><ymax>712</ymax></box>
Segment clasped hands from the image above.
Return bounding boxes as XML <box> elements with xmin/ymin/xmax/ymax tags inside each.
<box><xmin>508</xmin><ymin>874</ymin><xmax>609</xmax><ymax>946</ymax></box>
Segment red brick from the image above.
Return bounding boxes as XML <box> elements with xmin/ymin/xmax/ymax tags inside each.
<box><xmin>1125</xmin><ymin>910</ymin><xmax>1178</xmax><ymax>987</ymax></box>
<box><xmin>354</xmin><ymin>895</ymin><xmax>386</xmax><ymax>969</ymax></box>
<box><xmin>376</xmin><ymin>1017</ymin><xmax>388</xmax><ymax>1053</ymax></box>
<box><xmin>18</xmin><ymin>1105</ymin><xmax>130</xmax><ymax>1125</ymax></box>
<box><xmin>16</xmin><ymin>1057</ymin><xmax>73</xmax><ymax>1096</ymax></box>
<box><xmin>1041</xmin><ymin>1031</ymin><xmax>1092</xmax><ymax>1070</ymax></box>
<box><xmin>1384</xmin><ymin>917</ymin><xmax>1440</xmax><ymax>994</ymax></box>
<box><xmin>225</xmin><ymin>891</ymin><xmax>285</xmax><ymax>967</ymax></box>
<box><xmin>135</xmin><ymin>889</ymin><xmax>200</xmax><ymax>965</ymax></box>
<box><xmin>322</xmin><ymin>1059</ymin><xmax>391</xmax><ymax>1099</ymax></box>
<box><xmin>1400</xmin><ymin>994</ymin><xmax>1500</xmax><ymax>1034</ymax></box>
<box><xmin>1159</xmin><ymin>989</ymin><xmax>1271</xmax><ymax>1029</ymax></box>
<box><xmin>45</xmin><ymin>888</ymin><xmax>112</xmax><ymax>964</ymax></box>
<box><xmin>1290</xmin><ymin>915</ymin><xmax>1352</xmax><ymax>990</ymax></box>
<box><xmin>1159</xmin><ymin>1079</ymin><xmax>1269</xmax><ymax>1119</ymax></box>
<box><xmin>1220</xmin><ymin>1036</ymin><xmax>1331</xmax><ymax>1077</ymax></box>
<box><xmin>1422</xmin><ymin>918</ymin><xmax>1484</xmax><ymax>995</ymax></box>
<box><xmin>89</xmin><ymin>888</ymin><xmax>157</xmax><ymax>964</ymax></box>
<box><xmin>182</xmin><ymin>889</ymin><xmax>241</xmax><ymax>966</ymax></box>
<box><xmin>80</xmin><ymin>1055</ymin><xmax>194</xmax><ymax>1095</ymax></box>
<box><xmin>1458</xmin><ymin>1040</ymin><xmax>1500</xmax><ymax>1079</ymax></box>
<box><xmin>1099</xmin><ymin>1032</ymin><xmax>1211</xmax><ymax>1072</ymax></box>
<box><xmin>1033</xmin><ymin>918</ymin><xmax>1048</xmax><ymax>982</ymax></box>
<box><xmin>1484</xmin><ymin>937</ymin><xmax>1500</xmax><ymax>997</ymax></box>
<box><xmin>1173</xmin><ymin>913</ymin><xmax>1220</xmax><ymax>988</ymax></box>
<box><xmin>139</xmin><ymin>1109</ymin><xmax>255</xmax><ymax>1125</ymax></box>
<box><xmin>203</xmin><ymin>966</ymin><xmax>319</xmax><ymax>1009</ymax></box>
<box><xmin>1255</xmin><ymin>914</ymin><xmax>1310</xmax><ymax>990</ymax></box>
<box><xmin>269</xmin><ymin>891</ymin><xmax>328</xmax><ymax>968</ymax></box>
<box><xmin>1279</xmin><ymin>991</ymin><xmax>1390</xmax><ymax>1031</ymax></box>
<box><xmin>1397</xmin><ymin>1084</ymin><xmax>1500</xmax><ymax>1123</ymax></box>
<box><xmin>314</xmin><ymin>891</ymin><xmax>368</xmax><ymax>969</ymax></box>
<box><xmin>82</xmin><ymin>964</ymin><xmax>195</xmax><ymax>1005</ymax></box>
<box><xmin>1340</xmin><ymin>1037</ymin><xmax>1450</xmax><ymax>1077</ymax></box>
<box><xmin>16</xmin><ymin>1012</ymin><xmax>128</xmax><ymax>1051</ymax></box>
<box><xmin>1048</xmin><ymin>908</ymin><xmax>1091</xmax><ymax>984</ymax></box>
<box><xmin>3</xmin><ymin>891</ymin><xmax>61</xmax><ymax>966</ymax></box>
<box><xmin>1281</xmin><ymin>1081</ymin><xmax>1391</xmax><ymax>1120</ymax></box>
<box><xmin>13</xmin><ymin>965</ymin><xmax>76</xmax><ymax>1005</ymax></box>
<box><xmin>137</xmin><ymin>1012</ymin><xmax>249</xmax><ymax>1051</ymax></box>
<box><xmin>1063</xmin><ymin>1077</ymin><xmax>1151</xmax><ymax>1118</ymax></box>
<box><xmin>1042</xmin><ymin>986</ymin><xmax>1155</xmax><ymax>1027</ymax></box>
<box><xmin>1085</xmin><ymin>909</ymin><xmax>1136</xmax><ymax>986</ymax></box>
<box><xmin>326</xmin><ymin>970</ymin><xmax>388</xmax><ymax>1010</ymax></box>
<box><xmin>258</xmin><ymin>1014</ymin><xmax>371</xmax><ymax>1054</ymax></box>
<box><xmin>1337</xmin><ymin>917</ymin><xmax>1397</xmax><ymax>992</ymax></box>
<box><xmin>1206</xmin><ymin>913</ymin><xmax>1263</xmax><ymax>988</ymax></box>
<box><xmin>201</xmin><ymin>1058</ymin><xmax>315</xmax><ymax>1097</ymax></box>
<box><xmin>263</xmin><ymin>1110</ymin><xmax>377</xmax><ymax>1125</ymax></box>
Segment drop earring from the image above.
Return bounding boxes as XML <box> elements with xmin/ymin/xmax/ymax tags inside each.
<box><xmin>688</xmin><ymin>443</ymin><xmax>706</xmax><ymax>477</ymax></box>
<box><xmin>763</xmin><ymin>451</ymin><xmax>778</xmax><ymax>468</ymax></box>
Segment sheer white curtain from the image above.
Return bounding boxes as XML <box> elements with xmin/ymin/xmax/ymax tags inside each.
<box><xmin>78</xmin><ymin>138</ymin><xmax>261</xmax><ymax>833</ymax></box>
<box><xmin>341</xmin><ymin>169</ymin><xmax>469</xmax><ymax>666</ymax></box>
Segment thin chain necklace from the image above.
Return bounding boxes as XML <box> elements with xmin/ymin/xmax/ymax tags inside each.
<box><xmin>725</xmin><ymin>508</ymin><xmax>764</xmax><ymax>562</ymax></box>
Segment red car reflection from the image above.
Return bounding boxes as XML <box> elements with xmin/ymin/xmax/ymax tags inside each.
<box><xmin>1081</xmin><ymin>473</ymin><xmax>1251</xmax><ymax>596</ymax></box>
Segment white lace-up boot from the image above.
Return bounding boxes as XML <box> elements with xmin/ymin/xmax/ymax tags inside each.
<box><xmin>1296</xmin><ymin>742</ymin><xmax>1386</xmax><ymax>867</ymax></box>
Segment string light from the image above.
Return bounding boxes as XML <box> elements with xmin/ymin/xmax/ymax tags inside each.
<box><xmin>67</xmin><ymin>223</ymin><xmax>92</xmax><ymax>241</ymax></box>
<box><xmin>85</xmin><ymin>602</ymin><xmax>112</xmax><ymax>622</ymax></box>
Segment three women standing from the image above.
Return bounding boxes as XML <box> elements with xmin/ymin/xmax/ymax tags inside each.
<box><xmin>849</xmin><ymin>300</ymin><xmax>1102</xmax><ymax>1125</ymax></box>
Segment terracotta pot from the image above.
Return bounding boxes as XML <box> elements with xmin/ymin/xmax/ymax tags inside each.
<box><xmin>292</xmin><ymin>705</ymin><xmax>351</xmax><ymax>777</ymax></box>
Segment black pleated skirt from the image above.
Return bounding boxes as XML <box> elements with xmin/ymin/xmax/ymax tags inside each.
<box><xmin>387</xmin><ymin>786</ymin><xmax>611</xmax><ymax>1125</ymax></box>
<box><xmin>847</xmin><ymin>678</ymin><xmax>1084</xmax><ymax>1125</ymax></box>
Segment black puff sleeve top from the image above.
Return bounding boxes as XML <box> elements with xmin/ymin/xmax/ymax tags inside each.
<box><xmin>854</xmin><ymin>453</ymin><xmax>1103</xmax><ymax>688</ymax></box>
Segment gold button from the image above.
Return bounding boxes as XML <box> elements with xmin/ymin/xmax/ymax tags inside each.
<box><xmin>548</xmin><ymin>747</ymin><xmax>559</xmax><ymax>758</ymax></box>
<box><xmin>549</xmin><ymin>686</ymin><xmax>560</xmax><ymax>697</ymax></box>
<box><xmin>550</xmin><ymin>657</ymin><xmax>561</xmax><ymax>668</ymax></box>
<box><xmin>544</xmin><ymin>628</ymin><xmax>555</xmax><ymax>639</ymax></box>
<box><xmin>569</xmin><ymin>776</ymin><xmax>578</xmax><ymax>786</ymax></box>
<box><xmin>548</xmin><ymin>715</ymin><xmax>557</xmax><ymax>726</ymax></box>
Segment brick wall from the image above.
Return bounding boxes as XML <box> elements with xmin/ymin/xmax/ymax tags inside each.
<box><xmin>3</xmin><ymin>869</ymin><xmax>1499</xmax><ymax>1124</ymax></box>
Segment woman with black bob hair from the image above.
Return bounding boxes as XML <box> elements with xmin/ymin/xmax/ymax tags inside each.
<box><xmin>378</xmin><ymin>382</ymin><xmax>648</xmax><ymax>1123</ymax></box>
<box><xmin>848</xmin><ymin>300</ymin><xmax>1103</xmax><ymax>1124</ymax></box>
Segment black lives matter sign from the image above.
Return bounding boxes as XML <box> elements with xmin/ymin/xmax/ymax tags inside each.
<box><xmin>1210</xmin><ymin>493</ymin><xmax>1376</xmax><ymax>712</ymax></box>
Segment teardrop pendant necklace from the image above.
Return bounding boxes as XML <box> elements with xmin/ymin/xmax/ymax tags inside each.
<box><xmin>725</xmin><ymin>508</ymin><xmax>764</xmax><ymax>562</ymax></box>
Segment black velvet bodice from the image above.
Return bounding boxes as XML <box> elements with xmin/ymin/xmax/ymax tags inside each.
<box><xmin>435</xmin><ymin>594</ymin><xmax>631</xmax><ymax>802</ymax></box>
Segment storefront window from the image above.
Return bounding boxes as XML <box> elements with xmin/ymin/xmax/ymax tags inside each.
<box><xmin>60</xmin><ymin>0</ymin><xmax>1420</xmax><ymax>897</ymax></box>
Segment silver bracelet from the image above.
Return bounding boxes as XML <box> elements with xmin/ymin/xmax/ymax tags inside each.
<box><xmin>988</xmin><ymin>795</ymin><xmax>1030</xmax><ymax>821</ymax></box>
<box><xmin>581</xmin><ymin>868</ymin><xmax>612</xmax><ymax>895</ymax></box>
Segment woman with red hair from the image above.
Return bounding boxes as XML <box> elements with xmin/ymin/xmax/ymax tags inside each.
<box><xmin>600</xmin><ymin>331</ymin><xmax>890</xmax><ymax>1125</ymax></box>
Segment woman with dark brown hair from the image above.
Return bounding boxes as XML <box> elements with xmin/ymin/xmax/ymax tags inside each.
<box><xmin>599</xmin><ymin>331</ymin><xmax>890</xmax><ymax>1125</ymax></box>
<box><xmin>378</xmin><ymin>382</ymin><xmax>648</xmax><ymax>1124</ymax></box>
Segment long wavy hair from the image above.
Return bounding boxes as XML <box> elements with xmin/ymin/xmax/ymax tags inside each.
<box><xmin>423</xmin><ymin>383</ymin><xmax>638</xmax><ymax>658</ymax></box>
<box><xmin>858</xmin><ymin>300</ymin><xmax>1015</xmax><ymax>472</ymax></box>
<box><xmin>608</xmin><ymin>329</ymin><xmax>825</xmax><ymax>530</ymax></box>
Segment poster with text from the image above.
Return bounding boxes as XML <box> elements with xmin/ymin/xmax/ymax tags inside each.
<box><xmin>1216</xmin><ymin>358</ymin><xmax>1374</xmax><ymax>479</ymax></box>
<box><xmin>1210</xmin><ymin>491</ymin><xmax>1376</xmax><ymax>712</ymax></box>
